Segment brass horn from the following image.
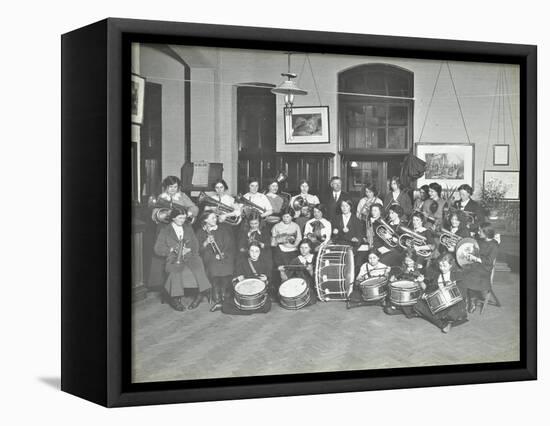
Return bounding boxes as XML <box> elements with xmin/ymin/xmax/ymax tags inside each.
<box><xmin>398</xmin><ymin>226</ymin><xmax>432</xmax><ymax>257</ymax></box>
<box><xmin>198</xmin><ymin>192</ymin><xmax>242</xmax><ymax>226</ymax></box>
<box><xmin>375</xmin><ymin>218</ymin><xmax>399</xmax><ymax>248</ymax></box>
<box><xmin>439</xmin><ymin>229</ymin><xmax>463</xmax><ymax>251</ymax></box>
<box><xmin>236</xmin><ymin>194</ymin><xmax>267</xmax><ymax>215</ymax></box>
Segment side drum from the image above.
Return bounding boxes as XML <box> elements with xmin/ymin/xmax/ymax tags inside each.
<box><xmin>389</xmin><ymin>280</ymin><xmax>422</xmax><ymax>306</ymax></box>
<box><xmin>359</xmin><ymin>276</ymin><xmax>388</xmax><ymax>302</ymax></box>
<box><xmin>315</xmin><ymin>244</ymin><xmax>355</xmax><ymax>301</ymax></box>
<box><xmin>425</xmin><ymin>282</ymin><xmax>463</xmax><ymax>315</ymax></box>
<box><xmin>233</xmin><ymin>278</ymin><xmax>268</xmax><ymax>311</ymax></box>
<box><xmin>279</xmin><ymin>278</ymin><xmax>311</xmax><ymax>310</ymax></box>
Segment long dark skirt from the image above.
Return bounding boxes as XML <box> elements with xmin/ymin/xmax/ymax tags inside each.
<box><xmin>414</xmin><ymin>297</ymin><xmax>468</xmax><ymax>330</ymax></box>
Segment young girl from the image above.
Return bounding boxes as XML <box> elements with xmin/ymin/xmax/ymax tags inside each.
<box><xmin>460</xmin><ymin>222</ymin><xmax>499</xmax><ymax>313</ymax></box>
<box><xmin>413</xmin><ymin>253</ymin><xmax>468</xmax><ymax>333</ymax></box>
<box><xmin>218</xmin><ymin>242</ymin><xmax>272</xmax><ymax>315</ymax></box>
<box><xmin>278</xmin><ymin>239</ymin><xmax>318</xmax><ymax>306</ymax></box>
<box><xmin>346</xmin><ymin>249</ymin><xmax>391</xmax><ymax>309</ymax></box>
<box><xmin>384</xmin><ymin>251</ymin><xmax>425</xmax><ymax>318</ymax></box>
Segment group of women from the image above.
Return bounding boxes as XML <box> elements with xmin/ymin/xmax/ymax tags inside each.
<box><xmin>151</xmin><ymin>174</ymin><xmax>499</xmax><ymax>334</ymax></box>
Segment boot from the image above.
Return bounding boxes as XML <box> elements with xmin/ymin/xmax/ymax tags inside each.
<box><xmin>210</xmin><ymin>285</ymin><xmax>223</xmax><ymax>312</ymax></box>
<box><xmin>188</xmin><ymin>289</ymin><xmax>209</xmax><ymax>310</ymax></box>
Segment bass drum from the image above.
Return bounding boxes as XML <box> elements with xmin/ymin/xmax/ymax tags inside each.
<box><xmin>279</xmin><ymin>278</ymin><xmax>311</xmax><ymax>310</ymax></box>
<box><xmin>233</xmin><ymin>278</ymin><xmax>268</xmax><ymax>311</ymax></box>
<box><xmin>315</xmin><ymin>244</ymin><xmax>355</xmax><ymax>301</ymax></box>
<box><xmin>389</xmin><ymin>280</ymin><xmax>422</xmax><ymax>306</ymax></box>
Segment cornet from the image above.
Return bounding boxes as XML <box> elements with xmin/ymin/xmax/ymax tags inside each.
<box><xmin>203</xmin><ymin>226</ymin><xmax>225</xmax><ymax>259</ymax></box>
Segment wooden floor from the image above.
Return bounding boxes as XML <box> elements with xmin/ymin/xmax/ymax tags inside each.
<box><xmin>132</xmin><ymin>272</ymin><xmax>520</xmax><ymax>383</ymax></box>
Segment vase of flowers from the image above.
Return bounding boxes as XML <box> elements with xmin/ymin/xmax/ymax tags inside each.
<box><xmin>480</xmin><ymin>179</ymin><xmax>508</xmax><ymax>220</ymax></box>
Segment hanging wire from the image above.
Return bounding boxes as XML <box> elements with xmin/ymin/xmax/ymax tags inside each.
<box><xmin>503</xmin><ymin>68</ymin><xmax>520</xmax><ymax>168</ymax></box>
<box><xmin>446</xmin><ymin>62</ymin><xmax>471</xmax><ymax>144</ymax></box>
<box><xmin>418</xmin><ymin>62</ymin><xmax>443</xmax><ymax>143</ymax></box>
<box><xmin>306</xmin><ymin>54</ymin><xmax>323</xmax><ymax>106</ymax></box>
<box><xmin>483</xmin><ymin>67</ymin><xmax>502</xmax><ymax>168</ymax></box>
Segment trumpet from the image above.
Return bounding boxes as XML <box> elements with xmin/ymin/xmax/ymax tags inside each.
<box><xmin>375</xmin><ymin>218</ymin><xmax>399</xmax><ymax>247</ymax></box>
<box><xmin>203</xmin><ymin>225</ymin><xmax>225</xmax><ymax>259</ymax></box>
<box><xmin>198</xmin><ymin>192</ymin><xmax>242</xmax><ymax>226</ymax></box>
<box><xmin>438</xmin><ymin>229</ymin><xmax>463</xmax><ymax>251</ymax></box>
<box><xmin>166</xmin><ymin>237</ymin><xmax>189</xmax><ymax>273</ymax></box>
<box><xmin>398</xmin><ymin>226</ymin><xmax>432</xmax><ymax>258</ymax></box>
<box><xmin>235</xmin><ymin>194</ymin><xmax>267</xmax><ymax>215</ymax></box>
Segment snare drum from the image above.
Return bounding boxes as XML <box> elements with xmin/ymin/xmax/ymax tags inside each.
<box><xmin>425</xmin><ymin>282</ymin><xmax>463</xmax><ymax>315</ymax></box>
<box><xmin>315</xmin><ymin>244</ymin><xmax>355</xmax><ymax>301</ymax></box>
<box><xmin>389</xmin><ymin>280</ymin><xmax>422</xmax><ymax>306</ymax></box>
<box><xmin>233</xmin><ymin>278</ymin><xmax>268</xmax><ymax>311</ymax></box>
<box><xmin>279</xmin><ymin>278</ymin><xmax>311</xmax><ymax>310</ymax></box>
<box><xmin>359</xmin><ymin>276</ymin><xmax>388</xmax><ymax>302</ymax></box>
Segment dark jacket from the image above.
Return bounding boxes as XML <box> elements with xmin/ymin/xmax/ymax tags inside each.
<box><xmin>453</xmin><ymin>198</ymin><xmax>484</xmax><ymax>233</ymax></box>
<box><xmin>323</xmin><ymin>191</ymin><xmax>351</xmax><ymax>221</ymax></box>
<box><xmin>235</xmin><ymin>256</ymin><xmax>272</xmax><ymax>282</ymax></box>
<box><xmin>196</xmin><ymin>223</ymin><xmax>236</xmax><ymax>277</ymax></box>
<box><xmin>384</xmin><ymin>190</ymin><xmax>413</xmax><ymax>216</ymax></box>
<box><xmin>331</xmin><ymin>214</ymin><xmax>365</xmax><ymax>245</ymax></box>
<box><xmin>154</xmin><ymin>222</ymin><xmax>200</xmax><ymax>259</ymax></box>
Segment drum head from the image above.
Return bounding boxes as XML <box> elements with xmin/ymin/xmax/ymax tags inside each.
<box><xmin>391</xmin><ymin>280</ymin><xmax>417</xmax><ymax>289</ymax></box>
<box><xmin>361</xmin><ymin>276</ymin><xmax>387</xmax><ymax>287</ymax></box>
<box><xmin>456</xmin><ymin>237</ymin><xmax>480</xmax><ymax>267</ymax></box>
<box><xmin>235</xmin><ymin>278</ymin><xmax>265</xmax><ymax>295</ymax></box>
<box><xmin>279</xmin><ymin>278</ymin><xmax>307</xmax><ymax>297</ymax></box>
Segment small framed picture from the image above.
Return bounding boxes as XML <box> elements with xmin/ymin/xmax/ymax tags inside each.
<box><xmin>284</xmin><ymin>106</ymin><xmax>330</xmax><ymax>144</ymax></box>
<box><xmin>131</xmin><ymin>73</ymin><xmax>145</xmax><ymax>124</ymax></box>
<box><xmin>493</xmin><ymin>144</ymin><xmax>510</xmax><ymax>166</ymax></box>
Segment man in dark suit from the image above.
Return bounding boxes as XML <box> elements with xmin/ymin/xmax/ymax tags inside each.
<box><xmin>323</xmin><ymin>176</ymin><xmax>351</xmax><ymax>221</ymax></box>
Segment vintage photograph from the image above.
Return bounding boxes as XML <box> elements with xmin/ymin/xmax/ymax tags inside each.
<box><xmin>130</xmin><ymin>43</ymin><xmax>520</xmax><ymax>384</ymax></box>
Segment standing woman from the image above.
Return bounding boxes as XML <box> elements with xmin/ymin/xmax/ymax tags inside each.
<box><xmin>460</xmin><ymin>222</ymin><xmax>499</xmax><ymax>313</ymax></box>
<box><xmin>154</xmin><ymin>175</ymin><xmax>199</xmax><ymax>221</ymax></box>
<box><xmin>241</xmin><ymin>177</ymin><xmax>273</xmax><ymax>219</ymax></box>
<box><xmin>384</xmin><ymin>176</ymin><xmax>412</xmax><ymax>217</ymax></box>
<box><xmin>153</xmin><ymin>208</ymin><xmax>212</xmax><ymax>311</ymax></box>
<box><xmin>423</xmin><ymin>182</ymin><xmax>447</xmax><ymax>230</ymax></box>
<box><xmin>356</xmin><ymin>183</ymin><xmax>383</xmax><ymax>220</ymax></box>
<box><xmin>454</xmin><ymin>183</ymin><xmax>484</xmax><ymax>234</ymax></box>
<box><xmin>331</xmin><ymin>198</ymin><xmax>364</xmax><ymax>247</ymax></box>
<box><xmin>196</xmin><ymin>212</ymin><xmax>236</xmax><ymax>311</ymax></box>
<box><xmin>290</xmin><ymin>180</ymin><xmax>320</xmax><ymax>218</ymax></box>
<box><xmin>204</xmin><ymin>179</ymin><xmax>242</xmax><ymax>225</ymax></box>
<box><xmin>264</xmin><ymin>178</ymin><xmax>286</xmax><ymax>225</ymax></box>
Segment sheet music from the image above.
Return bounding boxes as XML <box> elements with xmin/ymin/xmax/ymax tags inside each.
<box><xmin>357</xmin><ymin>244</ymin><xmax>370</xmax><ymax>252</ymax></box>
<box><xmin>377</xmin><ymin>246</ymin><xmax>391</xmax><ymax>255</ymax></box>
<box><xmin>192</xmin><ymin>162</ymin><xmax>209</xmax><ymax>187</ymax></box>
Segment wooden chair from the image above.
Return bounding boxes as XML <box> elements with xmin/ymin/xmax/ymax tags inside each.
<box><xmin>480</xmin><ymin>259</ymin><xmax>501</xmax><ymax>314</ymax></box>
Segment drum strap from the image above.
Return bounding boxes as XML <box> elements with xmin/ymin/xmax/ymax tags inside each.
<box><xmin>248</xmin><ymin>259</ymin><xmax>258</xmax><ymax>275</ymax></box>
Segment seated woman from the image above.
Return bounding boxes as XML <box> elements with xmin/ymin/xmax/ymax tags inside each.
<box><xmin>413</xmin><ymin>253</ymin><xmax>468</xmax><ymax>333</ymax></box>
<box><xmin>346</xmin><ymin>249</ymin><xmax>391</xmax><ymax>309</ymax></box>
<box><xmin>460</xmin><ymin>222</ymin><xmax>499</xmax><ymax>313</ymax></box>
<box><xmin>303</xmin><ymin>204</ymin><xmax>331</xmax><ymax>251</ymax></box>
<box><xmin>422</xmin><ymin>182</ymin><xmax>448</xmax><ymax>230</ymax></box>
<box><xmin>237</xmin><ymin>211</ymin><xmax>272</xmax><ymax>267</ymax></box>
<box><xmin>196</xmin><ymin>212</ymin><xmax>236</xmax><ymax>312</ymax></box>
<box><xmin>356</xmin><ymin>183</ymin><xmax>383</xmax><ymax>221</ymax></box>
<box><xmin>368</xmin><ymin>203</ymin><xmax>402</xmax><ymax>268</ymax></box>
<box><xmin>152</xmin><ymin>175</ymin><xmax>199</xmax><ymax>222</ymax></box>
<box><xmin>384</xmin><ymin>250</ymin><xmax>425</xmax><ymax>318</ymax></box>
<box><xmin>278</xmin><ymin>239</ymin><xmax>317</xmax><ymax>306</ymax></box>
<box><xmin>219</xmin><ymin>242</ymin><xmax>273</xmax><ymax>315</ymax></box>
<box><xmin>331</xmin><ymin>198</ymin><xmax>364</xmax><ymax>247</ymax></box>
<box><xmin>294</xmin><ymin>205</ymin><xmax>313</xmax><ymax>234</ymax></box>
<box><xmin>405</xmin><ymin>211</ymin><xmax>438</xmax><ymax>271</ymax></box>
<box><xmin>453</xmin><ymin>183</ymin><xmax>484</xmax><ymax>235</ymax></box>
<box><xmin>241</xmin><ymin>177</ymin><xmax>273</xmax><ymax>219</ymax></box>
<box><xmin>264</xmin><ymin>178</ymin><xmax>286</xmax><ymax>226</ymax></box>
<box><xmin>203</xmin><ymin>179</ymin><xmax>242</xmax><ymax>225</ymax></box>
<box><xmin>383</xmin><ymin>176</ymin><xmax>412</xmax><ymax>217</ymax></box>
<box><xmin>153</xmin><ymin>208</ymin><xmax>212</xmax><ymax>312</ymax></box>
<box><xmin>439</xmin><ymin>210</ymin><xmax>470</xmax><ymax>254</ymax></box>
<box><xmin>289</xmin><ymin>180</ymin><xmax>320</xmax><ymax>218</ymax></box>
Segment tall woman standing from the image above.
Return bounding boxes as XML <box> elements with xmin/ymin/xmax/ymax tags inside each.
<box><xmin>383</xmin><ymin>176</ymin><xmax>412</xmax><ymax>217</ymax></box>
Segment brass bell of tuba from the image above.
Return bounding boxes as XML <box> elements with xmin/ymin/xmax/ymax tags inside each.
<box><xmin>398</xmin><ymin>226</ymin><xmax>432</xmax><ymax>257</ymax></box>
<box><xmin>375</xmin><ymin>218</ymin><xmax>399</xmax><ymax>247</ymax></box>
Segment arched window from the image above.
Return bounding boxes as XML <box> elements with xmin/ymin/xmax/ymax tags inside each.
<box><xmin>339</xmin><ymin>64</ymin><xmax>413</xmax><ymax>151</ymax></box>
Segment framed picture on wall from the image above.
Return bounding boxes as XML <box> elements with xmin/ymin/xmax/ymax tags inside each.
<box><xmin>284</xmin><ymin>106</ymin><xmax>330</xmax><ymax>144</ymax></box>
<box><xmin>493</xmin><ymin>144</ymin><xmax>510</xmax><ymax>166</ymax></box>
<box><xmin>131</xmin><ymin>73</ymin><xmax>145</xmax><ymax>124</ymax></box>
<box><xmin>484</xmin><ymin>170</ymin><xmax>520</xmax><ymax>200</ymax></box>
<box><xmin>62</xmin><ymin>18</ymin><xmax>536</xmax><ymax>407</ymax></box>
<box><xmin>416</xmin><ymin>143</ymin><xmax>475</xmax><ymax>189</ymax></box>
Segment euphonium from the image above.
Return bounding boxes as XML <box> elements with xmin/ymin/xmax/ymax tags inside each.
<box><xmin>398</xmin><ymin>226</ymin><xmax>432</xmax><ymax>257</ymax></box>
<box><xmin>439</xmin><ymin>229</ymin><xmax>463</xmax><ymax>251</ymax></box>
<box><xmin>198</xmin><ymin>192</ymin><xmax>242</xmax><ymax>226</ymax></box>
<box><xmin>375</xmin><ymin>218</ymin><xmax>399</xmax><ymax>247</ymax></box>
<box><xmin>291</xmin><ymin>195</ymin><xmax>311</xmax><ymax>211</ymax></box>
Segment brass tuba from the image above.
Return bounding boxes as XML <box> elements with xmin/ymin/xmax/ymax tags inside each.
<box><xmin>375</xmin><ymin>218</ymin><xmax>399</xmax><ymax>248</ymax></box>
<box><xmin>398</xmin><ymin>226</ymin><xmax>432</xmax><ymax>257</ymax></box>
<box><xmin>235</xmin><ymin>193</ymin><xmax>267</xmax><ymax>215</ymax></box>
<box><xmin>439</xmin><ymin>229</ymin><xmax>463</xmax><ymax>251</ymax></box>
<box><xmin>198</xmin><ymin>192</ymin><xmax>242</xmax><ymax>226</ymax></box>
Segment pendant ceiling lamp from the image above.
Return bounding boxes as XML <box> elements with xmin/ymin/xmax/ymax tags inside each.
<box><xmin>271</xmin><ymin>52</ymin><xmax>308</xmax><ymax>115</ymax></box>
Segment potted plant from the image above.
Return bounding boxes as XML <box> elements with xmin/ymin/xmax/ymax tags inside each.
<box><xmin>480</xmin><ymin>179</ymin><xmax>508</xmax><ymax>220</ymax></box>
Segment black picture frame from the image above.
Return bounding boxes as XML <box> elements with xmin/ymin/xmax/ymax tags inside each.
<box><xmin>284</xmin><ymin>106</ymin><xmax>330</xmax><ymax>144</ymax></box>
<box><xmin>493</xmin><ymin>144</ymin><xmax>511</xmax><ymax>166</ymax></box>
<box><xmin>61</xmin><ymin>18</ymin><xmax>537</xmax><ymax>407</ymax></box>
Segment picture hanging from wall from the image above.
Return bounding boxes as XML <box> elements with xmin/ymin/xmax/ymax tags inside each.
<box><xmin>284</xmin><ymin>106</ymin><xmax>330</xmax><ymax>144</ymax></box>
<box><xmin>131</xmin><ymin>73</ymin><xmax>145</xmax><ymax>124</ymax></box>
<box><xmin>484</xmin><ymin>170</ymin><xmax>520</xmax><ymax>200</ymax></box>
<box><xmin>416</xmin><ymin>143</ymin><xmax>474</xmax><ymax>188</ymax></box>
<box><xmin>493</xmin><ymin>144</ymin><xmax>510</xmax><ymax>166</ymax></box>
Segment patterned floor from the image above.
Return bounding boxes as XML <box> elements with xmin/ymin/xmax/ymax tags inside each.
<box><xmin>131</xmin><ymin>272</ymin><xmax>520</xmax><ymax>383</ymax></box>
